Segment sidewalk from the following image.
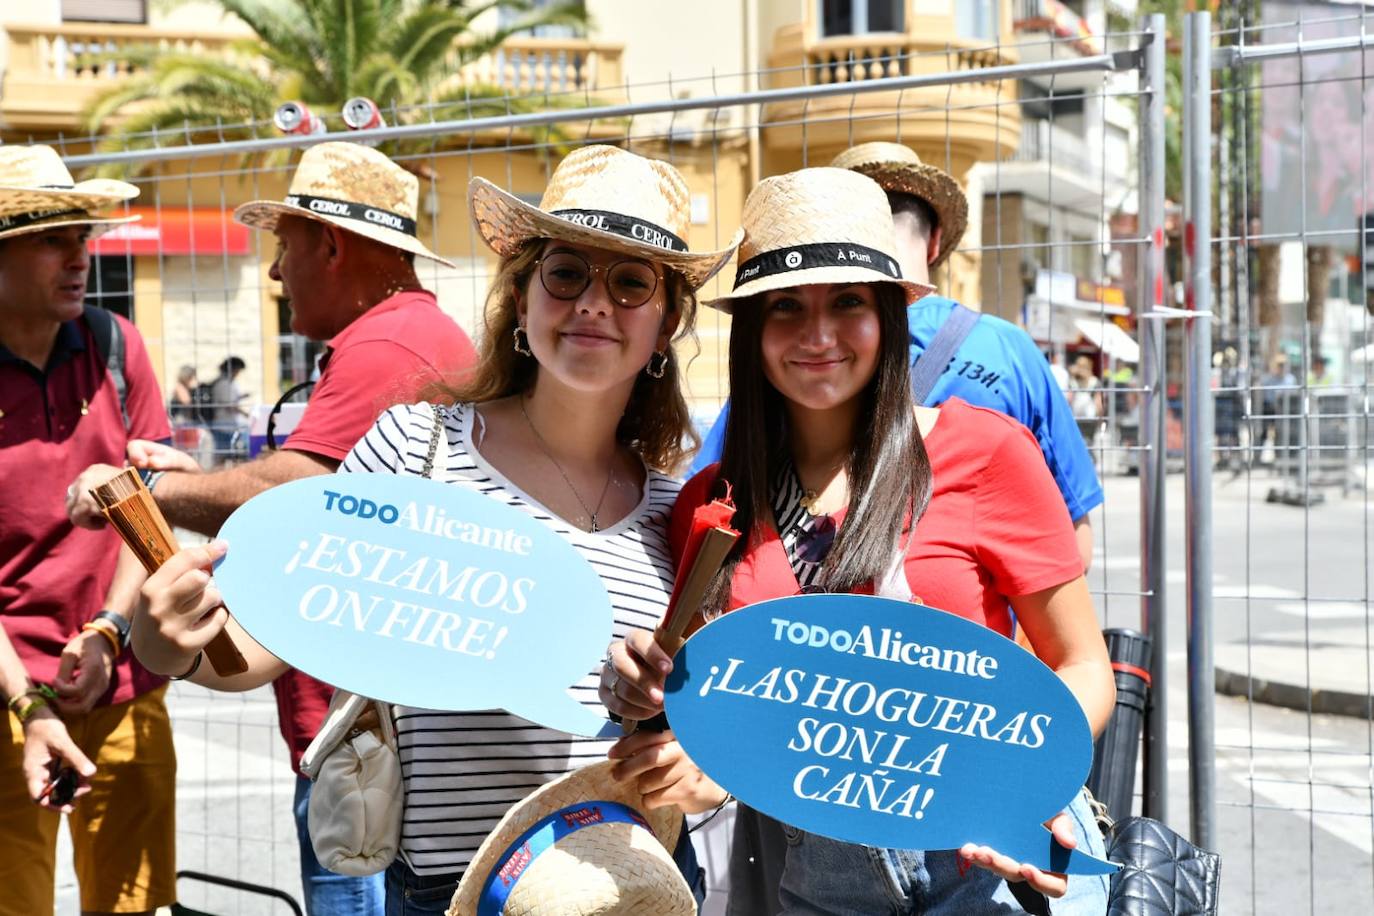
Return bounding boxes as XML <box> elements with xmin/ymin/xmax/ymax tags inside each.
<box><xmin>1215</xmin><ymin>627</ymin><xmax>1374</xmax><ymax>718</ymax></box>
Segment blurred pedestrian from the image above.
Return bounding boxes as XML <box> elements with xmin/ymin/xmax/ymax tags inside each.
<box><xmin>1259</xmin><ymin>353</ymin><xmax>1296</xmax><ymax>465</ymax></box>
<box><xmin>167</xmin><ymin>364</ymin><xmax>197</xmax><ymax>426</ymax></box>
<box><xmin>1068</xmin><ymin>355</ymin><xmax>1103</xmax><ymax>450</ymax></box>
<box><xmin>1214</xmin><ymin>347</ymin><xmax>1243</xmax><ymax>470</ymax></box>
<box><xmin>209</xmin><ymin>355</ymin><xmax>249</xmax><ymax>457</ymax></box>
<box><xmin>0</xmin><ymin>143</ymin><xmax>175</xmax><ymax>916</ymax></box>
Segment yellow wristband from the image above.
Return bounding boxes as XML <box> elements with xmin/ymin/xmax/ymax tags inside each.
<box><xmin>8</xmin><ymin>693</ymin><xmax>49</xmax><ymax>724</ymax></box>
<box><xmin>82</xmin><ymin>621</ymin><xmax>121</xmax><ymax>658</ymax></box>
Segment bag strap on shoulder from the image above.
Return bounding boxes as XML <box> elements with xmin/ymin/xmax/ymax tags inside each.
<box><xmin>422</xmin><ymin>404</ymin><xmax>446</xmax><ymax>478</ymax></box>
<box><xmin>83</xmin><ymin>306</ymin><xmax>130</xmax><ymax>431</ymax></box>
<box><xmin>910</xmin><ymin>303</ymin><xmax>979</xmax><ymax>406</ymax></box>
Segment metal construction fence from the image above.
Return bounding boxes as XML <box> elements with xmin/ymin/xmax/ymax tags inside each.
<box><xmin>30</xmin><ymin>8</ymin><xmax>1374</xmax><ymax>914</ymax></box>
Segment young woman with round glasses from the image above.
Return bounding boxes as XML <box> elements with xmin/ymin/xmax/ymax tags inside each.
<box><xmin>129</xmin><ymin>145</ymin><xmax>740</xmax><ymax>913</ymax></box>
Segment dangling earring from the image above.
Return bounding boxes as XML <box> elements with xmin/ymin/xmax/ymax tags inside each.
<box><xmin>645</xmin><ymin>350</ymin><xmax>668</xmax><ymax>379</ymax></box>
<box><xmin>513</xmin><ymin>326</ymin><xmax>533</xmax><ymax>357</ymax></box>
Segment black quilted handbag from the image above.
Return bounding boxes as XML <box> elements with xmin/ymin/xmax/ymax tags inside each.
<box><xmin>1104</xmin><ymin>816</ymin><xmax>1221</xmax><ymax>916</ymax></box>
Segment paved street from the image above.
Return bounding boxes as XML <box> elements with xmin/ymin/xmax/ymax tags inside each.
<box><xmin>50</xmin><ymin>465</ymin><xmax>1374</xmax><ymax>915</ymax></box>
<box><xmin>1090</xmin><ymin>466</ymin><xmax>1374</xmax><ymax>916</ymax></box>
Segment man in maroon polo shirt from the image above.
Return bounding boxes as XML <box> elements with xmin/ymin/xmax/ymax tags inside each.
<box><xmin>68</xmin><ymin>141</ymin><xmax>476</xmax><ymax>914</ymax></box>
<box><xmin>0</xmin><ymin>144</ymin><xmax>176</xmax><ymax>916</ymax></box>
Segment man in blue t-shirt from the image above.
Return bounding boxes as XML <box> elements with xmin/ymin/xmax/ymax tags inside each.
<box><xmin>692</xmin><ymin>142</ymin><xmax>1102</xmax><ymax>570</ymax></box>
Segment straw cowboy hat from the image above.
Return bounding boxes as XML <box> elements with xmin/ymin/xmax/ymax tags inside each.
<box><xmin>707</xmin><ymin>167</ymin><xmax>936</xmax><ymax>313</ymax></box>
<box><xmin>829</xmin><ymin>142</ymin><xmax>969</xmax><ymax>269</ymax></box>
<box><xmin>0</xmin><ymin>144</ymin><xmax>139</xmax><ymax>240</ymax></box>
<box><xmin>448</xmin><ymin>761</ymin><xmax>694</xmax><ymax>916</ymax></box>
<box><xmin>469</xmin><ymin>145</ymin><xmax>741</xmax><ymax>290</ymax></box>
<box><xmin>235</xmin><ymin>142</ymin><xmax>454</xmax><ymax>267</ymax></box>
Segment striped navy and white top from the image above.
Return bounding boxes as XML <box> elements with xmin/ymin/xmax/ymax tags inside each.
<box><xmin>772</xmin><ymin>463</ymin><xmax>832</xmax><ymax>592</ymax></box>
<box><xmin>338</xmin><ymin>401</ymin><xmax>680</xmax><ymax>877</ymax></box>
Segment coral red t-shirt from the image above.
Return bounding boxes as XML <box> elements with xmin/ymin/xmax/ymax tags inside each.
<box><xmin>274</xmin><ymin>289</ymin><xmax>477</xmax><ymax>774</ymax></box>
<box><xmin>672</xmin><ymin>398</ymin><xmax>1082</xmax><ymax>637</ymax></box>
<box><xmin>0</xmin><ymin>313</ymin><xmax>171</xmax><ymax>706</ymax></box>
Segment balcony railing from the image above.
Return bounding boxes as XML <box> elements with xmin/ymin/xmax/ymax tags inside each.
<box><xmin>0</xmin><ymin>23</ymin><xmax>624</xmax><ymax>131</ymax></box>
<box><xmin>771</xmin><ymin>31</ymin><xmax>1014</xmax><ymax>90</ymax></box>
<box><xmin>761</xmin><ymin>27</ymin><xmax>1021</xmax><ymax>168</ymax></box>
<box><xmin>1010</xmin><ymin>117</ymin><xmax>1128</xmax><ymax>185</ymax></box>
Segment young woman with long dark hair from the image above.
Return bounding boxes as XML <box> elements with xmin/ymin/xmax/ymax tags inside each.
<box><xmin>601</xmin><ymin>167</ymin><xmax>1115</xmax><ymax>915</ymax></box>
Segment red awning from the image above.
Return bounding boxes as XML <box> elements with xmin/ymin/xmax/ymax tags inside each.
<box><xmin>89</xmin><ymin>207</ymin><xmax>254</xmax><ymax>256</ymax></box>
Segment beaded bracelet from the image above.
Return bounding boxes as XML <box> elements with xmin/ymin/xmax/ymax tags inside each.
<box><xmin>7</xmin><ymin>685</ymin><xmax>59</xmax><ymax>724</ymax></box>
<box><xmin>81</xmin><ymin>621</ymin><xmax>122</xmax><ymax>658</ymax></box>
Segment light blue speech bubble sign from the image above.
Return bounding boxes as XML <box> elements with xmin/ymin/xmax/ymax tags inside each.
<box><xmin>213</xmin><ymin>474</ymin><xmax>616</xmax><ymax>737</ymax></box>
<box><xmin>663</xmin><ymin>595</ymin><xmax>1117</xmax><ymax>875</ymax></box>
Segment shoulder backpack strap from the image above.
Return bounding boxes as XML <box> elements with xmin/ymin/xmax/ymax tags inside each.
<box><xmin>83</xmin><ymin>306</ymin><xmax>130</xmax><ymax>431</ymax></box>
<box><xmin>422</xmin><ymin>404</ymin><xmax>446</xmax><ymax>478</ymax></box>
<box><xmin>909</xmin><ymin>303</ymin><xmax>980</xmax><ymax>406</ymax></box>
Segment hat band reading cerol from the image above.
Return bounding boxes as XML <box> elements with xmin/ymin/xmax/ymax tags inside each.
<box><xmin>477</xmin><ymin>801</ymin><xmax>652</xmax><ymax>916</ymax></box>
<box><xmin>551</xmin><ymin>208</ymin><xmax>688</xmax><ymax>253</ymax></box>
<box><xmin>733</xmin><ymin>242</ymin><xmax>902</xmax><ymax>289</ymax></box>
<box><xmin>0</xmin><ymin>207</ymin><xmax>91</xmax><ymax>231</ymax></box>
<box><xmin>285</xmin><ymin>194</ymin><xmax>417</xmax><ymax>237</ymax></box>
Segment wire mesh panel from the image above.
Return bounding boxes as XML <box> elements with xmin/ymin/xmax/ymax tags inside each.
<box><xmin>1200</xmin><ymin>4</ymin><xmax>1374</xmax><ymax>914</ymax></box>
<box><xmin>26</xmin><ymin>9</ymin><xmax>1193</xmax><ymax>913</ymax></box>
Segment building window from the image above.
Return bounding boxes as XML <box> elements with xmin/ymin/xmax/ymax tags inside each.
<box><xmin>86</xmin><ymin>257</ymin><xmax>133</xmax><ymax>319</ymax></box>
<box><xmin>819</xmin><ymin>0</ymin><xmax>905</xmax><ymax>37</ymax></box>
<box><xmin>62</xmin><ymin>0</ymin><xmax>147</xmax><ymax>23</ymax></box>
<box><xmin>954</xmin><ymin>0</ymin><xmax>1000</xmax><ymax>43</ymax></box>
<box><xmin>498</xmin><ymin>0</ymin><xmax>585</xmax><ymax>38</ymax></box>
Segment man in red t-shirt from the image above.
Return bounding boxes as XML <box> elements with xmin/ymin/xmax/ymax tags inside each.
<box><xmin>0</xmin><ymin>144</ymin><xmax>176</xmax><ymax>916</ymax></box>
<box><xmin>68</xmin><ymin>142</ymin><xmax>477</xmax><ymax>913</ymax></box>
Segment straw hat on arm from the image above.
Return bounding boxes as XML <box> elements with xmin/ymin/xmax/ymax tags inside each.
<box><xmin>829</xmin><ymin>141</ymin><xmax>969</xmax><ymax>269</ymax></box>
<box><xmin>468</xmin><ymin>145</ymin><xmax>741</xmax><ymax>290</ymax></box>
<box><xmin>235</xmin><ymin>141</ymin><xmax>454</xmax><ymax>267</ymax></box>
<box><xmin>706</xmin><ymin>167</ymin><xmax>935</xmax><ymax>313</ymax></box>
<box><xmin>448</xmin><ymin>761</ymin><xmax>695</xmax><ymax>916</ymax></box>
<box><xmin>0</xmin><ymin>145</ymin><xmax>139</xmax><ymax>240</ymax></box>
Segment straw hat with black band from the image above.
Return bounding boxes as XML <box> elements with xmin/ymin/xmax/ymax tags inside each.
<box><xmin>0</xmin><ymin>144</ymin><xmax>139</xmax><ymax>240</ymax></box>
<box><xmin>469</xmin><ymin>145</ymin><xmax>741</xmax><ymax>290</ymax></box>
<box><xmin>706</xmin><ymin>167</ymin><xmax>935</xmax><ymax>314</ymax></box>
<box><xmin>447</xmin><ymin>761</ymin><xmax>694</xmax><ymax>916</ymax></box>
<box><xmin>829</xmin><ymin>141</ymin><xmax>969</xmax><ymax>270</ymax></box>
<box><xmin>235</xmin><ymin>142</ymin><xmax>454</xmax><ymax>268</ymax></box>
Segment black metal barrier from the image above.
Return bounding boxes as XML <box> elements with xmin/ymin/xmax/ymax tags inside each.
<box><xmin>1088</xmin><ymin>628</ymin><xmax>1153</xmax><ymax>822</ymax></box>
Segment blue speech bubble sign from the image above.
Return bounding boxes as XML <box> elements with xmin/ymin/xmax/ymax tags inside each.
<box><xmin>213</xmin><ymin>474</ymin><xmax>617</xmax><ymax>737</ymax></box>
<box><xmin>663</xmin><ymin>595</ymin><xmax>1117</xmax><ymax>875</ymax></box>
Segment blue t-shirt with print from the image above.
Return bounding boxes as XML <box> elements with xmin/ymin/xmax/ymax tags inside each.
<box><xmin>690</xmin><ymin>295</ymin><xmax>1104</xmax><ymax>520</ymax></box>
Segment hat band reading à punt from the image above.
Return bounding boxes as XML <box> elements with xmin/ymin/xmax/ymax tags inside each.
<box><xmin>733</xmin><ymin>241</ymin><xmax>902</xmax><ymax>289</ymax></box>
<box><xmin>0</xmin><ymin>207</ymin><xmax>91</xmax><ymax>231</ymax></box>
<box><xmin>478</xmin><ymin>801</ymin><xmax>653</xmax><ymax>916</ymax></box>
<box><xmin>284</xmin><ymin>194</ymin><xmax>417</xmax><ymax>237</ymax></box>
<box><xmin>551</xmin><ymin>208</ymin><xmax>688</xmax><ymax>253</ymax></box>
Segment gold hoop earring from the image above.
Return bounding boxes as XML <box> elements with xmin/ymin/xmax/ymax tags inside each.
<box><xmin>513</xmin><ymin>326</ymin><xmax>533</xmax><ymax>357</ymax></box>
<box><xmin>645</xmin><ymin>350</ymin><xmax>668</xmax><ymax>379</ymax></box>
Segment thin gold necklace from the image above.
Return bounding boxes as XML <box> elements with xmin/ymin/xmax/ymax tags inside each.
<box><xmin>519</xmin><ymin>396</ymin><xmax>615</xmax><ymax>532</ymax></box>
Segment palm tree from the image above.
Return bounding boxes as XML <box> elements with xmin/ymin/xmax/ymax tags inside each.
<box><xmin>83</xmin><ymin>0</ymin><xmax>591</xmax><ymax>173</ymax></box>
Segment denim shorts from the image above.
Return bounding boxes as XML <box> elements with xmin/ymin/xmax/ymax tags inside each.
<box><xmin>748</xmin><ymin>789</ymin><xmax>1108</xmax><ymax>915</ymax></box>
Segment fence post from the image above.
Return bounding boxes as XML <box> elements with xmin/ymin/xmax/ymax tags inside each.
<box><xmin>1182</xmin><ymin>9</ymin><xmax>1218</xmax><ymax>851</ymax></box>
<box><xmin>1138</xmin><ymin>11</ymin><xmax>1170</xmax><ymax>824</ymax></box>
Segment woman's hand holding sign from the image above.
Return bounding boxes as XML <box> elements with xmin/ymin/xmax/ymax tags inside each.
<box><xmin>599</xmin><ymin>629</ymin><xmax>673</xmax><ymax>721</ymax></box>
<box><xmin>959</xmin><ymin>811</ymin><xmax>1080</xmax><ymax>899</ymax></box>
